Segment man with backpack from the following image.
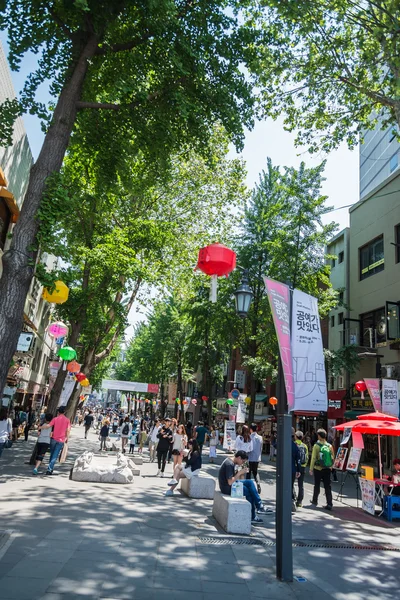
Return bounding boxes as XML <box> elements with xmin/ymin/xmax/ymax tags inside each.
<box><xmin>309</xmin><ymin>428</ymin><xmax>335</xmax><ymax>510</ymax></box>
<box><xmin>294</xmin><ymin>430</ymin><xmax>309</xmax><ymax>508</ymax></box>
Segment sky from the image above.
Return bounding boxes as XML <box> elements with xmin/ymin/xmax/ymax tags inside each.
<box><xmin>1</xmin><ymin>33</ymin><xmax>360</xmax><ymax>337</ymax></box>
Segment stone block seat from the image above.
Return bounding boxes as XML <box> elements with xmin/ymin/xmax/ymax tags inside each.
<box><xmin>212</xmin><ymin>491</ymin><xmax>251</xmax><ymax>535</ymax></box>
<box><xmin>181</xmin><ymin>473</ymin><xmax>216</xmax><ymax>499</ymax></box>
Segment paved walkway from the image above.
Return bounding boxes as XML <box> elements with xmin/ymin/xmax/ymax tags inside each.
<box><xmin>0</xmin><ymin>426</ymin><xmax>399</xmax><ymax>600</ymax></box>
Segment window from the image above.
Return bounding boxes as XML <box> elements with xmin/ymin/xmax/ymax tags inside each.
<box><xmin>329</xmin><ymin>376</ymin><xmax>335</xmax><ymax>390</ymax></box>
<box><xmin>330</xmin><ymin>315</ymin><xmax>335</xmax><ymax>327</ymax></box>
<box><xmin>338</xmin><ymin>251</ymin><xmax>344</xmax><ymax>263</ymax></box>
<box><xmin>360</xmin><ymin>307</ymin><xmax>386</xmax><ymax>347</ymax></box>
<box><xmin>338</xmin><ymin>312</ymin><xmax>344</xmax><ymax>325</ymax></box>
<box><xmin>395</xmin><ymin>224</ymin><xmax>400</xmax><ymax>264</ymax></box>
<box><xmin>331</xmin><ymin>258</ymin><xmax>336</xmax><ymax>268</ymax></box>
<box><xmin>359</xmin><ymin>235</ymin><xmax>384</xmax><ymax>280</ymax></box>
<box><xmin>339</xmin><ymin>291</ymin><xmax>344</xmax><ymax>304</ymax></box>
<box><xmin>390</xmin><ymin>153</ymin><xmax>398</xmax><ymax>173</ymax></box>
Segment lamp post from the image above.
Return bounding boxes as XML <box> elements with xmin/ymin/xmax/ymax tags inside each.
<box><xmin>233</xmin><ymin>270</ymin><xmax>253</xmax><ymax>318</ymax></box>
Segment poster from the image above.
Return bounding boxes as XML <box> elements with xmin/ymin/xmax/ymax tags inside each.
<box><xmin>364</xmin><ymin>378</ymin><xmax>381</xmax><ymax>412</ymax></box>
<box><xmin>333</xmin><ymin>447</ymin><xmax>348</xmax><ymax>470</ymax></box>
<box><xmin>223</xmin><ymin>420</ymin><xmax>237</xmax><ymax>451</ymax></box>
<box><xmin>359</xmin><ymin>477</ymin><xmax>375</xmax><ymax>515</ymax></box>
<box><xmin>382</xmin><ymin>379</ymin><xmax>399</xmax><ymax>417</ymax></box>
<box><xmin>291</xmin><ymin>289</ymin><xmax>327</xmax><ymax>413</ymax></box>
<box><xmin>236</xmin><ymin>394</ymin><xmax>246</xmax><ymax>424</ymax></box>
<box><xmin>264</xmin><ymin>277</ymin><xmax>294</xmax><ymax>410</ymax></box>
<box><xmin>58</xmin><ymin>376</ymin><xmax>76</xmax><ymax>407</ymax></box>
<box><xmin>341</xmin><ymin>427</ymin><xmax>352</xmax><ymax>445</ymax></box>
<box><xmin>347</xmin><ymin>447</ymin><xmax>362</xmax><ymax>473</ymax></box>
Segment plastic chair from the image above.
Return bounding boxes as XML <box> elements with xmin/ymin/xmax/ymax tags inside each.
<box><xmin>383</xmin><ymin>495</ymin><xmax>400</xmax><ymax>522</ymax></box>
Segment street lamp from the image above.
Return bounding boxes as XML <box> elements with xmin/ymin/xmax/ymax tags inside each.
<box><xmin>233</xmin><ymin>270</ymin><xmax>253</xmax><ymax>317</ymax></box>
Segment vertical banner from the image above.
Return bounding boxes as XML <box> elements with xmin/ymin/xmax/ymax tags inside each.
<box><xmin>264</xmin><ymin>277</ymin><xmax>295</xmax><ymax>410</ymax></box>
<box><xmin>58</xmin><ymin>375</ymin><xmax>76</xmax><ymax>407</ymax></box>
<box><xmin>291</xmin><ymin>289</ymin><xmax>327</xmax><ymax>412</ymax></box>
<box><xmin>223</xmin><ymin>420</ymin><xmax>237</xmax><ymax>451</ymax></box>
<box><xmin>236</xmin><ymin>395</ymin><xmax>246</xmax><ymax>423</ymax></box>
<box><xmin>382</xmin><ymin>379</ymin><xmax>399</xmax><ymax>417</ymax></box>
<box><xmin>364</xmin><ymin>378</ymin><xmax>381</xmax><ymax>412</ymax></box>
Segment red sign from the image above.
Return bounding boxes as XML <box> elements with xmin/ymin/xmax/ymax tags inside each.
<box><xmin>147</xmin><ymin>383</ymin><xmax>159</xmax><ymax>394</ymax></box>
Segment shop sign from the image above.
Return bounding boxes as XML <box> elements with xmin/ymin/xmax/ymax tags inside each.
<box><xmin>328</xmin><ymin>400</ymin><xmax>341</xmax><ymax>409</ymax></box>
<box><xmin>16</xmin><ymin>332</ymin><xmax>34</xmax><ymax>352</ymax></box>
<box><xmin>364</xmin><ymin>378</ymin><xmax>381</xmax><ymax>412</ymax></box>
<box><xmin>382</xmin><ymin>379</ymin><xmax>399</xmax><ymax>417</ymax></box>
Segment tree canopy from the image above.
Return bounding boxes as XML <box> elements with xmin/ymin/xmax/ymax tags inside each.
<box><xmin>251</xmin><ymin>0</ymin><xmax>400</xmax><ymax>152</ymax></box>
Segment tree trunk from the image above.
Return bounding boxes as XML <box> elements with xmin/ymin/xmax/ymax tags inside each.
<box><xmin>0</xmin><ymin>34</ymin><xmax>99</xmax><ymax>399</ymax></box>
<box><xmin>248</xmin><ymin>369</ymin><xmax>256</xmax><ymax>425</ymax></box>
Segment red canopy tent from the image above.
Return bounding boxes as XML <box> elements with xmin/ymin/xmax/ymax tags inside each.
<box><xmin>334</xmin><ymin>415</ymin><xmax>400</xmax><ymax>478</ymax></box>
<box><xmin>356</xmin><ymin>411</ymin><xmax>398</xmax><ymax>422</ymax></box>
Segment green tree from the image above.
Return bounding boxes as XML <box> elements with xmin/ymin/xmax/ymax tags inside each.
<box><xmin>252</xmin><ymin>0</ymin><xmax>400</xmax><ymax>152</ymax></box>
<box><xmin>235</xmin><ymin>158</ymin><xmax>338</xmax><ymax>422</ymax></box>
<box><xmin>0</xmin><ymin>0</ymin><xmax>259</xmax><ymax>397</ymax></box>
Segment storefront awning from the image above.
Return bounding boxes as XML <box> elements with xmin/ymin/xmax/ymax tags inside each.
<box><xmin>0</xmin><ymin>187</ymin><xmax>19</xmax><ymax>223</ymax></box>
<box><xmin>256</xmin><ymin>394</ymin><xmax>268</xmax><ymax>402</ymax></box>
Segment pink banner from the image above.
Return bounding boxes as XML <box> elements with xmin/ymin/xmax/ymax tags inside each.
<box><xmin>147</xmin><ymin>383</ymin><xmax>160</xmax><ymax>394</ymax></box>
<box><xmin>264</xmin><ymin>277</ymin><xmax>295</xmax><ymax>410</ymax></box>
<box><xmin>352</xmin><ymin>431</ymin><xmax>364</xmax><ymax>449</ymax></box>
<box><xmin>364</xmin><ymin>378</ymin><xmax>381</xmax><ymax>412</ymax></box>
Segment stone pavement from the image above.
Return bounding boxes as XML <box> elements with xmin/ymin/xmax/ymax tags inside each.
<box><xmin>0</xmin><ymin>426</ymin><xmax>399</xmax><ymax>600</ymax></box>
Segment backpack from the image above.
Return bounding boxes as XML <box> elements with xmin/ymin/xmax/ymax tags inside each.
<box><xmin>298</xmin><ymin>443</ymin><xmax>307</xmax><ymax>466</ymax></box>
<box><xmin>317</xmin><ymin>442</ymin><xmax>333</xmax><ymax>468</ymax></box>
<box><xmin>122</xmin><ymin>424</ymin><xmax>129</xmax><ymax>435</ymax></box>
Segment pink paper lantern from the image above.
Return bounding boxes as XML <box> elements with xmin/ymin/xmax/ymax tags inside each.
<box><xmin>48</xmin><ymin>322</ymin><xmax>69</xmax><ymax>338</ymax></box>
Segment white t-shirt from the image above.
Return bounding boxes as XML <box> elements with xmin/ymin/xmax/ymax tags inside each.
<box><xmin>0</xmin><ymin>418</ymin><xmax>12</xmax><ymax>443</ymax></box>
<box><xmin>150</xmin><ymin>425</ymin><xmax>160</xmax><ymax>443</ymax></box>
<box><xmin>173</xmin><ymin>433</ymin><xmax>187</xmax><ymax>451</ymax></box>
<box><xmin>235</xmin><ymin>436</ymin><xmax>253</xmax><ymax>454</ymax></box>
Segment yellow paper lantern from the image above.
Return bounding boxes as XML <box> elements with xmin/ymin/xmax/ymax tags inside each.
<box><xmin>80</xmin><ymin>378</ymin><xmax>90</xmax><ymax>387</ymax></box>
<box><xmin>245</xmin><ymin>396</ymin><xmax>251</xmax><ymax>405</ymax></box>
<box><xmin>42</xmin><ymin>280</ymin><xmax>69</xmax><ymax>304</ymax></box>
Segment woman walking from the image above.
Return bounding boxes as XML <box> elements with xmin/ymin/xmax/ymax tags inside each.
<box><xmin>172</xmin><ymin>424</ymin><xmax>187</xmax><ymax>468</ymax></box>
<box><xmin>99</xmin><ymin>420</ymin><xmax>110</xmax><ymax>451</ymax></box>
<box><xmin>138</xmin><ymin>418</ymin><xmax>147</xmax><ymax>454</ymax></box>
<box><xmin>165</xmin><ymin>439</ymin><xmax>202</xmax><ymax>496</ymax></box>
<box><xmin>209</xmin><ymin>425</ymin><xmax>218</xmax><ymax>463</ymax></box>
<box><xmin>235</xmin><ymin>425</ymin><xmax>253</xmax><ymax>453</ymax></box>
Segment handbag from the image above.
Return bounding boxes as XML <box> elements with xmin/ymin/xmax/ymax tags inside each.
<box><xmin>59</xmin><ymin>442</ymin><xmax>68</xmax><ymax>464</ymax></box>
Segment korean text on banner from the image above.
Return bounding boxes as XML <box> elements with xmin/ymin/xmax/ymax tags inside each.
<box><xmin>223</xmin><ymin>420</ymin><xmax>237</xmax><ymax>451</ymax></box>
<box><xmin>364</xmin><ymin>379</ymin><xmax>381</xmax><ymax>412</ymax></box>
<box><xmin>264</xmin><ymin>277</ymin><xmax>294</xmax><ymax>410</ymax></box>
<box><xmin>291</xmin><ymin>289</ymin><xmax>327</xmax><ymax>412</ymax></box>
<box><xmin>382</xmin><ymin>379</ymin><xmax>399</xmax><ymax>417</ymax></box>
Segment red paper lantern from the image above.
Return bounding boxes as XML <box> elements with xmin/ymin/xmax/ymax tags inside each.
<box><xmin>202</xmin><ymin>395</ymin><xmax>208</xmax><ymax>401</ymax></box>
<box><xmin>269</xmin><ymin>396</ymin><xmax>278</xmax><ymax>406</ymax></box>
<box><xmin>75</xmin><ymin>372</ymin><xmax>87</xmax><ymax>382</ymax></box>
<box><xmin>355</xmin><ymin>380</ymin><xmax>367</xmax><ymax>400</ymax></box>
<box><xmin>196</xmin><ymin>243</ymin><xmax>236</xmax><ymax>277</ymax></box>
<box><xmin>67</xmin><ymin>360</ymin><xmax>80</xmax><ymax>373</ymax></box>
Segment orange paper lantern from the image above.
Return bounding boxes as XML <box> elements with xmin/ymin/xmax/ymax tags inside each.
<box><xmin>269</xmin><ymin>396</ymin><xmax>278</xmax><ymax>406</ymax></box>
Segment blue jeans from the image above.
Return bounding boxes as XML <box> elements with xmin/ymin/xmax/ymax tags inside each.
<box><xmin>48</xmin><ymin>439</ymin><xmax>64</xmax><ymax>472</ymax></box>
<box><xmin>242</xmin><ymin>479</ymin><xmax>262</xmax><ymax>519</ymax></box>
<box><xmin>0</xmin><ymin>442</ymin><xmax>5</xmax><ymax>457</ymax></box>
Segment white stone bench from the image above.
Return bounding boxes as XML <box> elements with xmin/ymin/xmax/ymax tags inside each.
<box><xmin>212</xmin><ymin>491</ymin><xmax>251</xmax><ymax>535</ymax></box>
<box><xmin>181</xmin><ymin>474</ymin><xmax>215</xmax><ymax>499</ymax></box>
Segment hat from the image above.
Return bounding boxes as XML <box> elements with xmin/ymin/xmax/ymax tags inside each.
<box><xmin>295</xmin><ymin>430</ymin><xmax>304</xmax><ymax>439</ymax></box>
<box><xmin>291</xmin><ymin>427</ymin><xmax>295</xmax><ymax>436</ymax></box>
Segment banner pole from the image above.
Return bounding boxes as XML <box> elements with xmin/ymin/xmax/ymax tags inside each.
<box><xmin>275</xmin><ymin>289</ymin><xmax>293</xmax><ymax>582</ymax></box>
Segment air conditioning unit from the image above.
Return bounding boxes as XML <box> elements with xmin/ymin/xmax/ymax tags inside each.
<box><xmin>381</xmin><ymin>365</ymin><xmax>399</xmax><ymax>378</ymax></box>
<box><xmin>338</xmin><ymin>376</ymin><xmax>344</xmax><ymax>389</ymax></box>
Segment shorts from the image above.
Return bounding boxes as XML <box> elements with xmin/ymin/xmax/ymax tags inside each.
<box><xmin>171</xmin><ymin>449</ymin><xmax>181</xmax><ymax>456</ymax></box>
<box><xmin>37</xmin><ymin>442</ymin><xmax>50</xmax><ymax>462</ymax></box>
<box><xmin>183</xmin><ymin>466</ymin><xmax>200</xmax><ymax>480</ymax></box>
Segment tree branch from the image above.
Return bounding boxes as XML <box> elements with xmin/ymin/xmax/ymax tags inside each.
<box><xmin>76</xmin><ymin>101</ymin><xmax>121</xmax><ymax>110</ymax></box>
<box><xmin>95</xmin><ymin>32</ymin><xmax>154</xmax><ymax>55</ymax></box>
<box><xmin>48</xmin><ymin>6</ymin><xmax>77</xmax><ymax>43</ymax></box>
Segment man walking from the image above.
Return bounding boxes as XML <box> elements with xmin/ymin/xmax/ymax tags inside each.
<box><xmin>83</xmin><ymin>411</ymin><xmax>94</xmax><ymax>439</ymax></box>
<box><xmin>246</xmin><ymin>423</ymin><xmax>263</xmax><ymax>494</ymax></box>
<box><xmin>310</xmin><ymin>428</ymin><xmax>335</xmax><ymax>510</ymax></box>
<box><xmin>218</xmin><ymin>450</ymin><xmax>271</xmax><ymax>524</ymax></box>
<box><xmin>291</xmin><ymin>428</ymin><xmax>302</xmax><ymax>512</ymax></box>
<box><xmin>149</xmin><ymin>420</ymin><xmax>161</xmax><ymax>462</ymax></box>
<box><xmin>194</xmin><ymin>421</ymin><xmax>209</xmax><ymax>455</ymax></box>
<box><xmin>41</xmin><ymin>406</ymin><xmax>71</xmax><ymax>475</ymax></box>
<box><xmin>294</xmin><ymin>430</ymin><xmax>308</xmax><ymax>508</ymax></box>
